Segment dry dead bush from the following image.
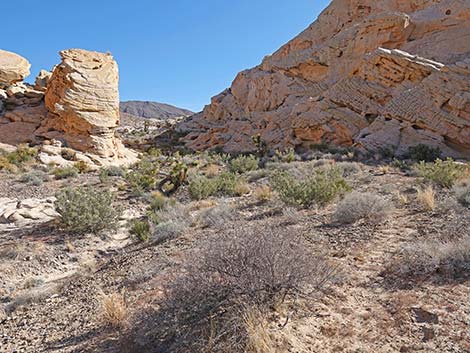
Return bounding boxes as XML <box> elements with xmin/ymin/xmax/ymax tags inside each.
<box><xmin>126</xmin><ymin>227</ymin><xmax>337</xmax><ymax>352</ymax></box>
<box><xmin>101</xmin><ymin>292</ymin><xmax>128</xmax><ymax>327</ymax></box>
<box><xmin>416</xmin><ymin>185</ymin><xmax>436</xmax><ymax>211</ymax></box>
<box><xmin>333</xmin><ymin>191</ymin><xmax>393</xmax><ymax>224</ymax></box>
<box><xmin>383</xmin><ymin>235</ymin><xmax>470</xmax><ymax>286</ymax></box>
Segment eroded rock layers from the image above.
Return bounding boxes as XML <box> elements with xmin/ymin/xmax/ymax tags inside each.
<box><xmin>0</xmin><ymin>48</ymin><xmax>136</xmax><ymax>166</ymax></box>
<box><xmin>180</xmin><ymin>0</ymin><xmax>470</xmax><ymax>157</ymax></box>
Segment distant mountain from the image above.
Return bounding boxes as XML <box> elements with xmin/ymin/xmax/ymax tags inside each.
<box><xmin>120</xmin><ymin>101</ymin><xmax>194</xmax><ymax>120</ymax></box>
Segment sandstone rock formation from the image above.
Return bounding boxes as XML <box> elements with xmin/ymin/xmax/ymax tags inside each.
<box><xmin>0</xmin><ymin>50</ymin><xmax>30</xmax><ymax>86</ymax></box>
<box><xmin>179</xmin><ymin>0</ymin><xmax>470</xmax><ymax>158</ymax></box>
<box><xmin>37</xmin><ymin>49</ymin><xmax>133</xmax><ymax>160</ymax></box>
<box><xmin>0</xmin><ymin>48</ymin><xmax>137</xmax><ymax>166</ymax></box>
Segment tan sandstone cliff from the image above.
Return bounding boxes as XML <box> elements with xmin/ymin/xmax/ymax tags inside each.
<box><xmin>179</xmin><ymin>0</ymin><xmax>470</xmax><ymax>158</ymax></box>
<box><xmin>0</xmin><ymin>48</ymin><xmax>136</xmax><ymax>166</ymax></box>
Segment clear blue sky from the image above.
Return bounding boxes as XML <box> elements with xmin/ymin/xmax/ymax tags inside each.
<box><xmin>3</xmin><ymin>0</ymin><xmax>330</xmax><ymax>112</ymax></box>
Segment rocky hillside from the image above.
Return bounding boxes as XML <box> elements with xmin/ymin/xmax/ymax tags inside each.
<box><xmin>120</xmin><ymin>101</ymin><xmax>193</xmax><ymax>120</ymax></box>
<box><xmin>179</xmin><ymin>0</ymin><xmax>470</xmax><ymax>158</ymax></box>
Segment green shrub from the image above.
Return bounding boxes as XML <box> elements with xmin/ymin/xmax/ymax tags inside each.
<box><xmin>188</xmin><ymin>176</ymin><xmax>219</xmax><ymax>200</ymax></box>
<box><xmin>0</xmin><ymin>156</ymin><xmax>18</xmax><ymax>173</ymax></box>
<box><xmin>125</xmin><ymin>159</ymin><xmax>160</xmax><ymax>194</ymax></box>
<box><xmin>415</xmin><ymin>158</ymin><xmax>469</xmax><ymax>188</ymax></box>
<box><xmin>55</xmin><ymin>187</ymin><xmax>120</xmax><ymax>234</ymax></box>
<box><xmin>453</xmin><ymin>179</ymin><xmax>470</xmax><ymax>207</ymax></box>
<box><xmin>229</xmin><ymin>155</ymin><xmax>259</xmax><ymax>174</ymax></box>
<box><xmin>129</xmin><ymin>219</ymin><xmax>151</xmax><ymax>242</ymax></box>
<box><xmin>407</xmin><ymin>144</ymin><xmax>441</xmax><ymax>162</ymax></box>
<box><xmin>52</xmin><ymin>166</ymin><xmax>79</xmax><ymax>180</ymax></box>
<box><xmin>274</xmin><ymin>148</ymin><xmax>296</xmax><ymax>163</ymax></box>
<box><xmin>6</xmin><ymin>144</ymin><xmax>37</xmax><ymax>166</ymax></box>
<box><xmin>271</xmin><ymin>166</ymin><xmax>350</xmax><ymax>207</ymax></box>
<box><xmin>188</xmin><ymin>172</ymin><xmax>247</xmax><ymax>200</ymax></box>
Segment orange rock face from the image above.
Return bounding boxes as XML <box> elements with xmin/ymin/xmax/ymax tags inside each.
<box><xmin>180</xmin><ymin>0</ymin><xmax>470</xmax><ymax>157</ymax></box>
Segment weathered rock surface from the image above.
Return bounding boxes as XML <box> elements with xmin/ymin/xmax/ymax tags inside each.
<box><xmin>0</xmin><ymin>49</ymin><xmax>30</xmax><ymax>86</ymax></box>
<box><xmin>179</xmin><ymin>0</ymin><xmax>470</xmax><ymax>157</ymax></box>
<box><xmin>37</xmin><ymin>49</ymin><xmax>135</xmax><ymax>162</ymax></box>
<box><xmin>0</xmin><ymin>197</ymin><xmax>58</xmax><ymax>226</ymax></box>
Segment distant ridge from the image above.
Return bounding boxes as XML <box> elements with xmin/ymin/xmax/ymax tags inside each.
<box><xmin>120</xmin><ymin>101</ymin><xmax>193</xmax><ymax>120</ymax></box>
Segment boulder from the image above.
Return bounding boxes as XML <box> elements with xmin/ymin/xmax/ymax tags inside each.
<box><xmin>0</xmin><ymin>49</ymin><xmax>30</xmax><ymax>86</ymax></box>
<box><xmin>0</xmin><ymin>49</ymin><xmax>136</xmax><ymax>167</ymax></box>
<box><xmin>179</xmin><ymin>0</ymin><xmax>470</xmax><ymax>158</ymax></box>
<box><xmin>36</xmin><ymin>49</ymin><xmax>137</xmax><ymax>165</ymax></box>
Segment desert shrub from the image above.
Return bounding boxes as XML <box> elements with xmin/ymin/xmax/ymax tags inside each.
<box><xmin>333</xmin><ymin>191</ymin><xmax>392</xmax><ymax>224</ymax></box>
<box><xmin>189</xmin><ymin>172</ymin><xmax>248</xmax><ymax>200</ymax></box>
<box><xmin>147</xmin><ymin>191</ymin><xmax>170</xmax><ymax>212</ymax></box>
<box><xmin>384</xmin><ymin>236</ymin><xmax>470</xmax><ymax>284</ymax></box>
<box><xmin>52</xmin><ymin>166</ymin><xmax>79</xmax><ymax>180</ymax></box>
<box><xmin>125</xmin><ymin>159</ymin><xmax>159</xmax><ymax>194</ymax></box>
<box><xmin>336</xmin><ymin>161</ymin><xmax>362</xmax><ymax>177</ymax></box>
<box><xmin>188</xmin><ymin>175</ymin><xmax>219</xmax><ymax>200</ymax></box>
<box><xmin>197</xmin><ymin>203</ymin><xmax>235</xmax><ymax>228</ymax></box>
<box><xmin>271</xmin><ymin>166</ymin><xmax>350</xmax><ymax>208</ymax></box>
<box><xmin>132</xmin><ymin>227</ymin><xmax>336</xmax><ymax>352</ymax></box>
<box><xmin>0</xmin><ymin>156</ymin><xmax>18</xmax><ymax>173</ymax></box>
<box><xmin>6</xmin><ymin>144</ymin><xmax>37</xmax><ymax>166</ymax></box>
<box><xmin>453</xmin><ymin>179</ymin><xmax>470</xmax><ymax>207</ymax></box>
<box><xmin>416</xmin><ymin>185</ymin><xmax>436</xmax><ymax>211</ymax></box>
<box><xmin>129</xmin><ymin>219</ymin><xmax>151</xmax><ymax>242</ymax></box>
<box><xmin>55</xmin><ymin>187</ymin><xmax>120</xmax><ymax>234</ymax></box>
<box><xmin>99</xmin><ymin>165</ymin><xmax>126</xmax><ymax>183</ymax></box>
<box><xmin>152</xmin><ymin>203</ymin><xmax>192</xmax><ymax>242</ymax></box>
<box><xmin>229</xmin><ymin>154</ymin><xmax>259</xmax><ymax>174</ymax></box>
<box><xmin>73</xmin><ymin>161</ymin><xmax>92</xmax><ymax>173</ymax></box>
<box><xmin>415</xmin><ymin>158</ymin><xmax>469</xmax><ymax>188</ymax></box>
<box><xmin>274</xmin><ymin>148</ymin><xmax>296</xmax><ymax>163</ymax></box>
<box><xmin>407</xmin><ymin>144</ymin><xmax>441</xmax><ymax>162</ymax></box>
<box><xmin>18</xmin><ymin>170</ymin><xmax>48</xmax><ymax>186</ymax></box>
<box><xmin>253</xmin><ymin>185</ymin><xmax>273</xmax><ymax>202</ymax></box>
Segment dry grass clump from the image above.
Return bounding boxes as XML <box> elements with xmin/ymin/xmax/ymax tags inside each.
<box><xmin>243</xmin><ymin>307</ymin><xmax>277</xmax><ymax>353</ymax></box>
<box><xmin>453</xmin><ymin>179</ymin><xmax>470</xmax><ymax>207</ymax></box>
<box><xmin>101</xmin><ymin>292</ymin><xmax>128</xmax><ymax>327</ymax></box>
<box><xmin>333</xmin><ymin>191</ymin><xmax>392</xmax><ymax>224</ymax></box>
<box><xmin>127</xmin><ymin>227</ymin><xmax>337</xmax><ymax>352</ymax></box>
<box><xmin>384</xmin><ymin>236</ymin><xmax>470</xmax><ymax>284</ymax></box>
<box><xmin>254</xmin><ymin>185</ymin><xmax>273</xmax><ymax>202</ymax></box>
<box><xmin>416</xmin><ymin>185</ymin><xmax>436</xmax><ymax>211</ymax></box>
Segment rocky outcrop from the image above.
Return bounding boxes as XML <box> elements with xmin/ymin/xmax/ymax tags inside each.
<box><xmin>0</xmin><ymin>49</ymin><xmax>137</xmax><ymax>166</ymax></box>
<box><xmin>180</xmin><ymin>0</ymin><xmax>470</xmax><ymax>158</ymax></box>
<box><xmin>37</xmin><ymin>49</ymin><xmax>134</xmax><ymax>161</ymax></box>
<box><xmin>0</xmin><ymin>50</ymin><xmax>30</xmax><ymax>86</ymax></box>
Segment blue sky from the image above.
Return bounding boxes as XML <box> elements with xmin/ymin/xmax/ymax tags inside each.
<box><xmin>3</xmin><ymin>0</ymin><xmax>330</xmax><ymax>112</ymax></box>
